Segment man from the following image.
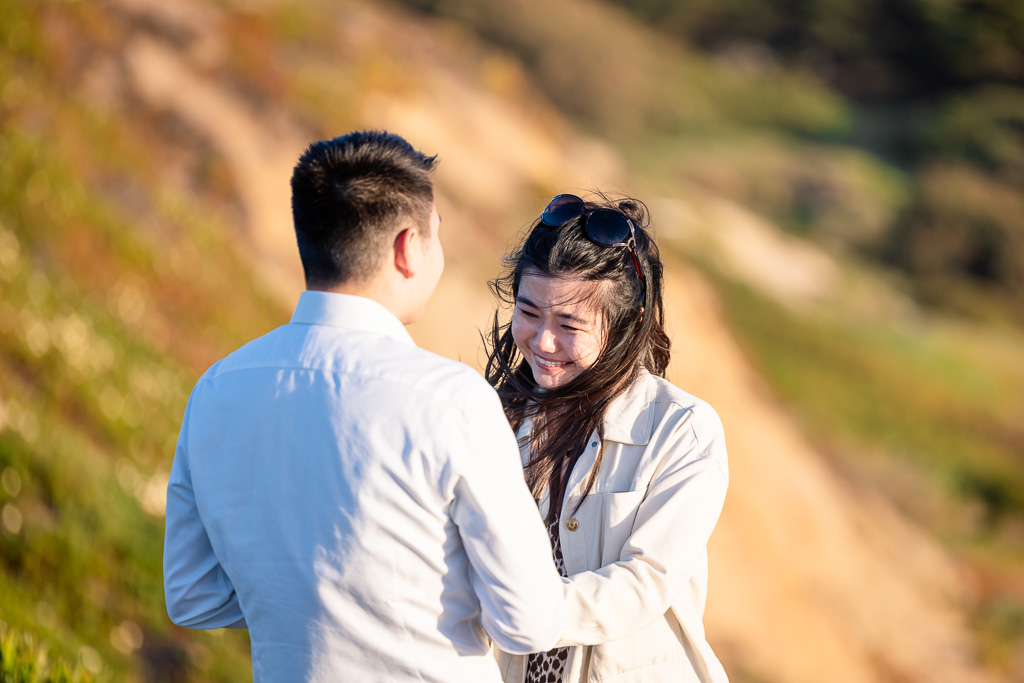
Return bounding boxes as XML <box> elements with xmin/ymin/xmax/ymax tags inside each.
<box><xmin>163</xmin><ymin>130</ymin><xmax>563</xmax><ymax>682</ymax></box>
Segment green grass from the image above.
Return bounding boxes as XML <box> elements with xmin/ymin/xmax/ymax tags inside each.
<box><xmin>0</xmin><ymin>623</ymin><xmax>98</xmax><ymax>683</ymax></box>
<box><xmin>1</xmin><ymin>2</ymin><xmax>285</xmax><ymax>679</ymax></box>
<box><xmin>710</xmin><ymin>272</ymin><xmax>1024</xmax><ymax>527</ymax></box>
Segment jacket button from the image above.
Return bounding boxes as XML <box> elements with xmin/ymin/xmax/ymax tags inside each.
<box><xmin>566</xmin><ymin>518</ymin><xmax>579</xmax><ymax>532</ymax></box>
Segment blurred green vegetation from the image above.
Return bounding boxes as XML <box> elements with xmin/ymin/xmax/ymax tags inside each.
<box><xmin>401</xmin><ymin>0</ymin><xmax>850</xmax><ymax>140</ymax></box>
<box><xmin>709</xmin><ymin>272</ymin><xmax>1024</xmax><ymax>525</ymax></box>
<box><xmin>606</xmin><ymin>0</ymin><xmax>1024</xmax><ymax>98</ymax></box>
<box><xmin>0</xmin><ymin>624</ymin><xmax>98</xmax><ymax>682</ymax></box>
<box><xmin>636</xmin><ymin>134</ymin><xmax>911</xmax><ymax>251</ymax></box>
<box><xmin>1</xmin><ymin>1</ymin><xmax>284</xmax><ymax>680</ymax></box>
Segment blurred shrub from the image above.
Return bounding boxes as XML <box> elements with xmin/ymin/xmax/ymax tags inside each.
<box><xmin>660</xmin><ymin>137</ymin><xmax>908</xmax><ymax>251</ymax></box>
<box><xmin>606</xmin><ymin>0</ymin><xmax>1024</xmax><ymax>100</ymax></box>
<box><xmin>400</xmin><ymin>0</ymin><xmax>850</xmax><ymax>140</ymax></box>
<box><xmin>891</xmin><ymin>162</ymin><xmax>1024</xmax><ymax>311</ymax></box>
<box><xmin>976</xmin><ymin>597</ymin><xmax>1024</xmax><ymax>673</ymax></box>
<box><xmin>915</xmin><ymin>86</ymin><xmax>1024</xmax><ymax>177</ymax></box>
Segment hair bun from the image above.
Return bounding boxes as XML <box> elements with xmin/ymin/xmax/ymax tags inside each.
<box><xmin>616</xmin><ymin>198</ymin><xmax>648</xmax><ymax>228</ymax></box>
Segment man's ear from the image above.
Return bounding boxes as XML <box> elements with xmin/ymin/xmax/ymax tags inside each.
<box><xmin>393</xmin><ymin>227</ymin><xmax>417</xmax><ymax>279</ymax></box>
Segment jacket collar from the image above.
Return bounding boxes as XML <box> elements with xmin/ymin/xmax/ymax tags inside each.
<box><xmin>516</xmin><ymin>369</ymin><xmax>658</xmax><ymax>449</ymax></box>
<box><xmin>601</xmin><ymin>369</ymin><xmax>657</xmax><ymax>446</ymax></box>
<box><xmin>289</xmin><ymin>290</ymin><xmax>415</xmax><ymax>346</ymax></box>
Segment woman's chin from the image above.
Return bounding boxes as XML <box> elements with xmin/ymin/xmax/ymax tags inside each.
<box><xmin>534</xmin><ymin>368</ymin><xmax>576</xmax><ymax>390</ymax></box>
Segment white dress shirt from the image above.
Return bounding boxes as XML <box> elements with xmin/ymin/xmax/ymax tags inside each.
<box><xmin>164</xmin><ymin>291</ymin><xmax>563</xmax><ymax>682</ymax></box>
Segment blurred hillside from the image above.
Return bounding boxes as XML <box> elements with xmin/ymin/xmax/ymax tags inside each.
<box><xmin>1</xmin><ymin>0</ymin><xmax>1023</xmax><ymax>681</ymax></box>
<box><xmin>407</xmin><ymin>0</ymin><xmax>1024</xmax><ymax>324</ymax></box>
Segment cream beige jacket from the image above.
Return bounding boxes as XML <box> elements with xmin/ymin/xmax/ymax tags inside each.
<box><xmin>497</xmin><ymin>370</ymin><xmax>729</xmax><ymax>683</ymax></box>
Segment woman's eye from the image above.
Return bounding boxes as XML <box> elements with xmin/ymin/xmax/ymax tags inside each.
<box><xmin>561</xmin><ymin>325</ymin><xmax>579</xmax><ymax>333</ymax></box>
<box><xmin>518</xmin><ymin>308</ymin><xmax>539</xmax><ymax>319</ymax></box>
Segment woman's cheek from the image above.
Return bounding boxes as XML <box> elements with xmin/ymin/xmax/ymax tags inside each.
<box><xmin>510</xmin><ymin>318</ymin><xmax>530</xmax><ymax>353</ymax></box>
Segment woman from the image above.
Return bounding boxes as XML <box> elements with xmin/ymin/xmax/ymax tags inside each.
<box><xmin>485</xmin><ymin>193</ymin><xmax>730</xmax><ymax>683</ymax></box>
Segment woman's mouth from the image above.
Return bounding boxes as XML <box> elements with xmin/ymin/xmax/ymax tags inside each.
<box><xmin>535</xmin><ymin>355</ymin><xmax>569</xmax><ymax>368</ymax></box>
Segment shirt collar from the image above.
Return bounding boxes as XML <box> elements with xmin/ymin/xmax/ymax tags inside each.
<box><xmin>289</xmin><ymin>290</ymin><xmax>415</xmax><ymax>346</ymax></box>
<box><xmin>601</xmin><ymin>369</ymin><xmax>657</xmax><ymax>446</ymax></box>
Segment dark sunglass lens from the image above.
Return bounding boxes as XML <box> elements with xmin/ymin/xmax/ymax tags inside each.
<box><xmin>541</xmin><ymin>194</ymin><xmax>585</xmax><ymax>226</ymax></box>
<box><xmin>584</xmin><ymin>209</ymin><xmax>632</xmax><ymax>246</ymax></box>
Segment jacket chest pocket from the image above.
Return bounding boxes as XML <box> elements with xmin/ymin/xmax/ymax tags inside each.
<box><xmin>601</xmin><ymin>490</ymin><xmax>646</xmax><ymax>544</ymax></box>
<box><xmin>565</xmin><ymin>490</ymin><xmax>646</xmax><ymax>570</ymax></box>
<box><xmin>584</xmin><ymin>441</ymin><xmax>653</xmax><ymax>495</ymax></box>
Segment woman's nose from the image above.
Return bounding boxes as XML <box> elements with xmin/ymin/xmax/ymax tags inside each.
<box><xmin>534</xmin><ymin>326</ymin><xmax>558</xmax><ymax>352</ymax></box>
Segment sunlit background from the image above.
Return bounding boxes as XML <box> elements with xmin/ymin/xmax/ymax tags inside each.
<box><xmin>1</xmin><ymin>0</ymin><xmax>1023</xmax><ymax>681</ymax></box>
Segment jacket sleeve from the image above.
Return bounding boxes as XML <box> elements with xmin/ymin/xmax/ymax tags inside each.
<box><xmin>448</xmin><ymin>384</ymin><xmax>564</xmax><ymax>654</ymax></box>
<box><xmin>556</xmin><ymin>406</ymin><xmax>728</xmax><ymax>647</ymax></box>
<box><xmin>163</xmin><ymin>390</ymin><xmax>247</xmax><ymax>630</ymax></box>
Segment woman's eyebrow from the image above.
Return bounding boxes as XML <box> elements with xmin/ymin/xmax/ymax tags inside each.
<box><xmin>517</xmin><ymin>295</ymin><xmax>539</xmax><ymax>310</ymax></box>
<box><xmin>558</xmin><ymin>312</ymin><xmax>591</xmax><ymax>325</ymax></box>
<box><xmin>517</xmin><ymin>296</ymin><xmax>590</xmax><ymax>325</ymax></box>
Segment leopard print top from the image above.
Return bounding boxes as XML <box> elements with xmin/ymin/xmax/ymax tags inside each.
<box><xmin>525</xmin><ymin>517</ymin><xmax>569</xmax><ymax>683</ymax></box>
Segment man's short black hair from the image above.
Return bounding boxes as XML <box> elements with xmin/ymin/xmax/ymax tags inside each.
<box><xmin>290</xmin><ymin>130</ymin><xmax>438</xmax><ymax>289</ymax></box>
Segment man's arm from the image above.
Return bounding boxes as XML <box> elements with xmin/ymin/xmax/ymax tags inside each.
<box><xmin>163</xmin><ymin>390</ymin><xmax>247</xmax><ymax>630</ymax></box>
<box><xmin>448</xmin><ymin>385</ymin><xmax>563</xmax><ymax>654</ymax></box>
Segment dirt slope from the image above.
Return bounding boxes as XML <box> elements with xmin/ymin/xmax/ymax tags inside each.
<box><xmin>111</xmin><ymin>0</ymin><xmax>991</xmax><ymax>679</ymax></box>
<box><xmin>665</xmin><ymin>268</ymin><xmax>987</xmax><ymax>681</ymax></box>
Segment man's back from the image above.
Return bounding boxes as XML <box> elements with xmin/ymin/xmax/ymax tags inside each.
<box><xmin>164</xmin><ymin>292</ymin><xmax>562</xmax><ymax>682</ymax></box>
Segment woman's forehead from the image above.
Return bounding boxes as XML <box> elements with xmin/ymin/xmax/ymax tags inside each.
<box><xmin>517</xmin><ymin>272</ymin><xmax>605</xmax><ymax>312</ymax></box>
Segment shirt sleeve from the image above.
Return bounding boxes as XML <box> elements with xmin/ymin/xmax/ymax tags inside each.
<box><xmin>556</xmin><ymin>407</ymin><xmax>728</xmax><ymax>647</ymax></box>
<box><xmin>447</xmin><ymin>384</ymin><xmax>564</xmax><ymax>654</ymax></box>
<box><xmin>163</xmin><ymin>387</ymin><xmax>247</xmax><ymax>630</ymax></box>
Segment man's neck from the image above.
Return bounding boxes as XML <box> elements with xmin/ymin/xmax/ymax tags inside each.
<box><xmin>310</xmin><ymin>278</ymin><xmax>415</xmax><ymax>324</ymax></box>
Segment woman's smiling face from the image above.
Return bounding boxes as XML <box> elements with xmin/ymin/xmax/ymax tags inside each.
<box><xmin>511</xmin><ymin>272</ymin><xmax>607</xmax><ymax>390</ymax></box>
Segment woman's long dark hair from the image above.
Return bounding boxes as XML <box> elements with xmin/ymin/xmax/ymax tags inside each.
<box><xmin>484</xmin><ymin>192</ymin><xmax>671</xmax><ymax>524</ymax></box>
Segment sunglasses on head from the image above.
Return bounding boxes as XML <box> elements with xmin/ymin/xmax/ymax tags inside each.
<box><xmin>539</xmin><ymin>194</ymin><xmax>646</xmax><ymax>286</ymax></box>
